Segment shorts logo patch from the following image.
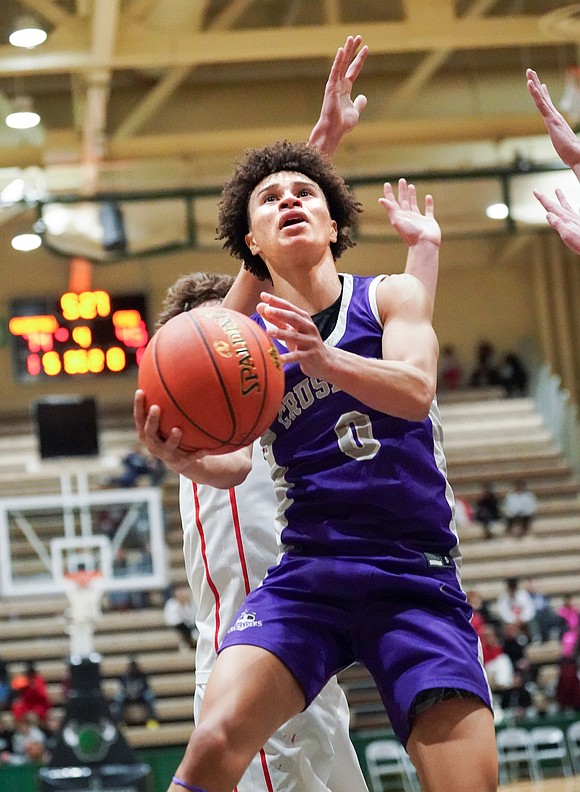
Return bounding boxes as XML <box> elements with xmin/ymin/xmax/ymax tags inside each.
<box><xmin>228</xmin><ymin>609</ymin><xmax>263</xmax><ymax>632</ymax></box>
<box><xmin>424</xmin><ymin>552</ymin><xmax>453</xmax><ymax>568</ymax></box>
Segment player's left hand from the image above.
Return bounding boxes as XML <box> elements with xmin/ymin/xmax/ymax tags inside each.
<box><xmin>257</xmin><ymin>292</ymin><xmax>331</xmax><ymax>379</ymax></box>
<box><xmin>379</xmin><ymin>178</ymin><xmax>441</xmax><ymax>248</ymax></box>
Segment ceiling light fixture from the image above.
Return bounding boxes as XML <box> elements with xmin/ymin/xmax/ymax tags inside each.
<box><xmin>485</xmin><ymin>202</ymin><xmax>509</xmax><ymax>220</ymax></box>
<box><xmin>11</xmin><ymin>233</ymin><xmax>42</xmax><ymax>252</ymax></box>
<box><xmin>5</xmin><ymin>96</ymin><xmax>41</xmax><ymax>130</ymax></box>
<box><xmin>9</xmin><ymin>16</ymin><xmax>47</xmax><ymax>49</ymax></box>
<box><xmin>1</xmin><ymin>178</ymin><xmax>26</xmax><ymax>204</ymax></box>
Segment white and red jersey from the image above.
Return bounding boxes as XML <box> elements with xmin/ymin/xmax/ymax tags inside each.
<box><xmin>180</xmin><ymin>443</ymin><xmax>279</xmax><ymax>684</ymax></box>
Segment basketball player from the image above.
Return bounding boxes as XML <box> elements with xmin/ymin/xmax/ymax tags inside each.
<box><xmin>527</xmin><ymin>67</ymin><xmax>580</xmax><ymax>254</ymax></box>
<box><xmin>137</xmin><ymin>138</ymin><xmax>499</xmax><ymax>792</ymax></box>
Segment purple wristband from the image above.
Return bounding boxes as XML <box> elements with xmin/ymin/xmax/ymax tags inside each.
<box><xmin>172</xmin><ymin>777</ymin><xmax>206</xmax><ymax>792</ymax></box>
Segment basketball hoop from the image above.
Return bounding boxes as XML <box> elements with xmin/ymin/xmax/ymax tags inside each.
<box><xmin>560</xmin><ymin>65</ymin><xmax>580</xmax><ymax>126</ymax></box>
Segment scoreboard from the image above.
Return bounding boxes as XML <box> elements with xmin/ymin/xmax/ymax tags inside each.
<box><xmin>8</xmin><ymin>291</ymin><xmax>148</xmax><ymax>381</ymax></box>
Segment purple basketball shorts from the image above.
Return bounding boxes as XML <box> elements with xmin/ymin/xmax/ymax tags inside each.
<box><xmin>219</xmin><ymin>552</ymin><xmax>491</xmax><ymax>745</ymax></box>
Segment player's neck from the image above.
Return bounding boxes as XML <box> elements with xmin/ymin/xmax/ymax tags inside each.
<box><xmin>270</xmin><ymin>255</ymin><xmax>340</xmax><ymax>315</ymax></box>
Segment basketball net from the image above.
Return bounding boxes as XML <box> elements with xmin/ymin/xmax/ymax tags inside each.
<box><xmin>559</xmin><ymin>65</ymin><xmax>580</xmax><ymax>126</ymax></box>
<box><xmin>64</xmin><ymin>570</ymin><xmax>104</xmax><ymax>657</ymax></box>
<box><xmin>64</xmin><ymin>569</ymin><xmax>102</xmax><ymax>588</ymax></box>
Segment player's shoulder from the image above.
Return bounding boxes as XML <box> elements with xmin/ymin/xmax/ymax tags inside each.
<box><xmin>376</xmin><ymin>272</ymin><xmax>425</xmax><ymax>305</ymax></box>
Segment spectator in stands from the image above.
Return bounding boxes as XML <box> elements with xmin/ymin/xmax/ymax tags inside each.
<box><xmin>466</xmin><ymin>590</ymin><xmax>487</xmax><ymax>640</ymax></box>
<box><xmin>107</xmin><ymin>442</ymin><xmax>166</xmax><ymax>488</ymax></box>
<box><xmin>438</xmin><ymin>344</ymin><xmax>464</xmax><ymax>391</ymax></box>
<box><xmin>10</xmin><ymin>662</ymin><xmax>51</xmax><ymax>725</ymax></box>
<box><xmin>453</xmin><ymin>495</ymin><xmax>473</xmax><ymax>533</ymax></box>
<box><xmin>503</xmin><ymin>479</ymin><xmax>537</xmax><ymax>537</ymax></box>
<box><xmin>11</xmin><ymin>712</ymin><xmax>47</xmax><ymax>764</ymax></box>
<box><xmin>524</xmin><ymin>578</ymin><xmax>566</xmax><ymax>643</ymax></box>
<box><xmin>481</xmin><ymin>623</ymin><xmax>514</xmax><ymax>691</ymax></box>
<box><xmin>555</xmin><ymin>655</ymin><xmax>580</xmax><ymax>711</ymax></box>
<box><xmin>469</xmin><ymin>340</ymin><xmax>501</xmax><ymax>389</ymax></box>
<box><xmin>498</xmin><ymin>352</ymin><xmax>528</xmax><ymax>398</ymax></box>
<box><xmin>466</xmin><ymin>590</ymin><xmax>499</xmax><ymax>640</ymax></box>
<box><xmin>473</xmin><ymin>481</ymin><xmax>502</xmax><ymax>540</ymax></box>
<box><xmin>501</xmin><ymin>621</ymin><xmax>531</xmax><ymax>676</ymax></box>
<box><xmin>495</xmin><ymin>577</ymin><xmax>536</xmax><ymax>639</ymax></box>
<box><xmin>41</xmin><ymin>710</ymin><xmax>63</xmax><ymax>761</ymax></box>
<box><xmin>558</xmin><ymin>594</ymin><xmax>580</xmax><ymax>658</ymax></box>
<box><xmin>0</xmin><ymin>711</ymin><xmax>15</xmax><ymax>763</ymax></box>
<box><xmin>0</xmin><ymin>658</ymin><xmax>12</xmax><ymax>712</ymax></box>
<box><xmin>111</xmin><ymin>656</ymin><xmax>159</xmax><ymax>729</ymax></box>
<box><xmin>500</xmin><ymin>670</ymin><xmax>534</xmax><ymax>718</ymax></box>
<box><xmin>163</xmin><ymin>584</ymin><xmax>197</xmax><ymax>651</ymax></box>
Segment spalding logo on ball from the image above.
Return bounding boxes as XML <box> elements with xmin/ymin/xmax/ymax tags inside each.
<box><xmin>138</xmin><ymin>306</ymin><xmax>285</xmax><ymax>452</ymax></box>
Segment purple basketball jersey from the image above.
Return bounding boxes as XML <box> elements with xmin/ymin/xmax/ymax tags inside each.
<box><xmin>256</xmin><ymin>273</ymin><xmax>460</xmax><ymax>564</ymax></box>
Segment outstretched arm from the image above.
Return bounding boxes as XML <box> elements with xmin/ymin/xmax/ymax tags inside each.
<box><xmin>308</xmin><ymin>35</ymin><xmax>368</xmax><ymax>157</ymax></box>
<box><xmin>533</xmin><ymin>187</ymin><xmax>580</xmax><ymax>254</ymax></box>
<box><xmin>527</xmin><ymin>68</ymin><xmax>580</xmax><ymax>176</ymax></box>
<box><xmin>379</xmin><ymin>179</ymin><xmax>441</xmax><ymax>307</ymax></box>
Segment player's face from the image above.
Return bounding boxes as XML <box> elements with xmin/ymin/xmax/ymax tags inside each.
<box><xmin>245</xmin><ymin>171</ymin><xmax>338</xmax><ymax>264</ymax></box>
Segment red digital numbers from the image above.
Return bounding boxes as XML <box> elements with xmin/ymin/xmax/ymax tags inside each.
<box><xmin>9</xmin><ymin>291</ymin><xmax>148</xmax><ymax>380</ymax></box>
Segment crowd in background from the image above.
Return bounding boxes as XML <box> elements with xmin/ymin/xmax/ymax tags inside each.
<box><xmin>0</xmin><ymin>651</ymin><xmax>168</xmax><ymax>766</ymax></box>
<box><xmin>438</xmin><ymin>340</ymin><xmax>529</xmax><ymax>398</ymax></box>
<box><xmin>468</xmin><ymin>578</ymin><xmax>580</xmax><ymax>722</ymax></box>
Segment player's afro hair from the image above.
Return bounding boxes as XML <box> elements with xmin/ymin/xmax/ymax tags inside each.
<box><xmin>217</xmin><ymin>140</ymin><xmax>362</xmax><ymax>280</ymax></box>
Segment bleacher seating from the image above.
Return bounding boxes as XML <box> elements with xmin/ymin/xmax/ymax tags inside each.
<box><xmin>1</xmin><ymin>393</ymin><xmax>579</xmax><ymax>745</ymax></box>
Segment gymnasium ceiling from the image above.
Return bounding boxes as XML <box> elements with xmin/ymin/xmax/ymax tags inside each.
<box><xmin>3</xmin><ymin>0</ymin><xmax>580</xmax><ymax>256</ymax></box>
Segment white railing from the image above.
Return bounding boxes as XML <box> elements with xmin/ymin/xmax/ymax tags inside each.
<box><xmin>533</xmin><ymin>364</ymin><xmax>580</xmax><ymax>476</ymax></box>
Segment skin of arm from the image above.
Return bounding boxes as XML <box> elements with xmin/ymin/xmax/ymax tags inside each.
<box><xmin>526</xmin><ymin>69</ymin><xmax>580</xmax><ymax>253</ymax></box>
<box><xmin>258</xmin><ymin>275</ymin><xmax>438</xmax><ymax>422</ymax></box>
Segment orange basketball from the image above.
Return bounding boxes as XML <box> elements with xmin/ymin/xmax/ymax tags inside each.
<box><xmin>138</xmin><ymin>306</ymin><xmax>285</xmax><ymax>452</ymax></box>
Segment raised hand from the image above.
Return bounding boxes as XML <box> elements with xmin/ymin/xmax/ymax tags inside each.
<box><xmin>527</xmin><ymin>68</ymin><xmax>580</xmax><ymax>171</ymax></box>
<box><xmin>533</xmin><ymin>187</ymin><xmax>580</xmax><ymax>255</ymax></box>
<box><xmin>308</xmin><ymin>35</ymin><xmax>368</xmax><ymax>156</ymax></box>
<box><xmin>379</xmin><ymin>178</ymin><xmax>441</xmax><ymax>248</ymax></box>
